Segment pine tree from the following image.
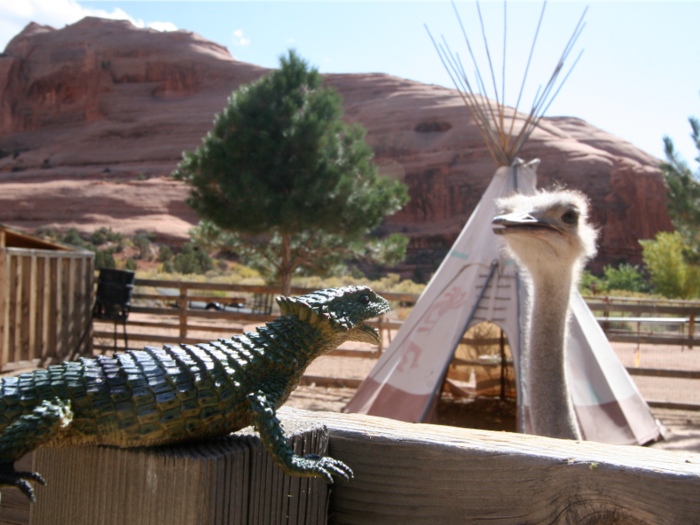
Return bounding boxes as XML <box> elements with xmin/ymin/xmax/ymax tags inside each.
<box><xmin>661</xmin><ymin>116</ymin><xmax>700</xmax><ymax>262</ymax></box>
<box><xmin>174</xmin><ymin>50</ymin><xmax>409</xmax><ymax>294</ymax></box>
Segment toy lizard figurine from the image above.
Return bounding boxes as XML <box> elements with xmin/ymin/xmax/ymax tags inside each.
<box><xmin>0</xmin><ymin>286</ymin><xmax>390</xmax><ymax>502</ymax></box>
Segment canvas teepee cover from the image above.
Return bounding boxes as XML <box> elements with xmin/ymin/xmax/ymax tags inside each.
<box><xmin>345</xmin><ymin>159</ymin><xmax>661</xmax><ymax>445</ymax></box>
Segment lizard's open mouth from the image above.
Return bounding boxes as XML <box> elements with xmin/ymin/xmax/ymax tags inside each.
<box><xmin>350</xmin><ymin>302</ymin><xmax>389</xmax><ymax>345</ymax></box>
<box><xmin>357</xmin><ymin>322</ymin><xmax>382</xmax><ymax>345</ymax></box>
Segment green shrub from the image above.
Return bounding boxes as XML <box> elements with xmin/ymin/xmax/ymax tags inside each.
<box><xmin>95</xmin><ymin>249</ymin><xmax>116</xmax><ymax>270</ymax></box>
<box><xmin>640</xmin><ymin>231</ymin><xmax>700</xmax><ymax>298</ymax></box>
<box><xmin>158</xmin><ymin>245</ymin><xmax>173</xmax><ymax>263</ymax></box>
<box><xmin>89</xmin><ymin>227</ymin><xmax>123</xmax><ymax>246</ymax></box>
<box><xmin>124</xmin><ymin>257</ymin><xmax>138</xmax><ymax>271</ymax></box>
<box><xmin>601</xmin><ymin>263</ymin><xmax>650</xmax><ymax>293</ymax></box>
<box><xmin>173</xmin><ymin>243</ymin><xmax>214</xmax><ymax>275</ymax></box>
<box><xmin>132</xmin><ymin>234</ymin><xmax>152</xmax><ymax>260</ymax></box>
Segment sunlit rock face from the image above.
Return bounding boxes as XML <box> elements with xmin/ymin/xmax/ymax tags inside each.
<box><xmin>0</xmin><ymin>17</ymin><xmax>671</xmax><ymax>274</ymax></box>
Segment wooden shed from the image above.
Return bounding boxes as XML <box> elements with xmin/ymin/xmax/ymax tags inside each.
<box><xmin>0</xmin><ymin>224</ymin><xmax>94</xmax><ymax>371</ymax></box>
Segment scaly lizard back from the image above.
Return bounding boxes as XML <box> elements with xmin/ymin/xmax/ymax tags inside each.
<box><xmin>0</xmin><ymin>286</ymin><xmax>390</xmax><ymax>502</ymax></box>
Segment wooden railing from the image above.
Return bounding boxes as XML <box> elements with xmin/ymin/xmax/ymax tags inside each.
<box><xmin>584</xmin><ymin>295</ymin><xmax>700</xmax><ymax>347</ymax></box>
<box><xmin>91</xmin><ymin>281</ymin><xmax>700</xmax><ymax>408</ymax></box>
<box><xmin>93</xmin><ymin>279</ymin><xmax>410</xmax><ymax>355</ymax></box>
<box><xmin>94</xmin><ymin>280</ymin><xmax>700</xmax><ymax>351</ymax></box>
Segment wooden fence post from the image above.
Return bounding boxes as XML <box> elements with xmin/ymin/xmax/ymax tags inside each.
<box><xmin>178</xmin><ymin>282</ymin><xmax>188</xmax><ymax>342</ymax></box>
<box><xmin>689</xmin><ymin>316</ymin><xmax>695</xmax><ymax>349</ymax></box>
<box><xmin>0</xmin><ymin>247</ymin><xmax>5</xmax><ymax>370</ymax></box>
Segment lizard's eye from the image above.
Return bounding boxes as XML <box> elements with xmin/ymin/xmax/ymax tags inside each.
<box><xmin>358</xmin><ymin>294</ymin><xmax>370</xmax><ymax>305</ymax></box>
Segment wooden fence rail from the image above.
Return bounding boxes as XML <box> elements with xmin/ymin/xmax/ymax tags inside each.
<box><xmin>94</xmin><ymin>279</ymin><xmax>700</xmax><ymax>352</ymax></box>
<box><xmin>90</xmin><ymin>281</ymin><xmax>700</xmax><ymax>395</ymax></box>
<box><xmin>101</xmin><ymin>280</ymin><xmax>700</xmax><ymax>349</ymax></box>
<box><xmin>93</xmin><ymin>280</ymin><xmax>700</xmax><ymax>411</ymax></box>
<box><xmin>585</xmin><ymin>296</ymin><xmax>700</xmax><ymax>347</ymax></box>
<box><xmin>94</xmin><ymin>279</ymin><xmax>405</xmax><ymax>353</ymax></box>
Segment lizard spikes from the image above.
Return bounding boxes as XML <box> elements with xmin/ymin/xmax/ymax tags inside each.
<box><xmin>276</xmin><ymin>286</ymin><xmax>390</xmax><ymax>335</ymax></box>
<box><xmin>276</xmin><ymin>297</ymin><xmax>300</xmax><ymax>316</ymax></box>
<box><xmin>276</xmin><ymin>297</ymin><xmax>326</xmax><ymax>328</ymax></box>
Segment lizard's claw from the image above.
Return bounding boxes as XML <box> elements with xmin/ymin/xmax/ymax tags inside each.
<box><xmin>296</xmin><ymin>454</ymin><xmax>354</xmax><ymax>484</ymax></box>
<box><xmin>0</xmin><ymin>464</ymin><xmax>45</xmax><ymax>503</ymax></box>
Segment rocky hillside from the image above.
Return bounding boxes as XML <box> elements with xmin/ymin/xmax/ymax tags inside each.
<box><xmin>0</xmin><ymin>17</ymin><xmax>672</xmax><ymax>277</ymax></box>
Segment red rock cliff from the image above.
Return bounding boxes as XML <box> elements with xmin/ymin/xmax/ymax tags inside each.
<box><xmin>0</xmin><ymin>17</ymin><xmax>673</xmax><ymax>276</ymax></box>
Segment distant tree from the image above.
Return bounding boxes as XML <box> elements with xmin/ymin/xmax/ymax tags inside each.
<box><xmin>132</xmin><ymin>234</ymin><xmax>152</xmax><ymax>260</ymax></box>
<box><xmin>95</xmin><ymin>249</ymin><xmax>116</xmax><ymax>270</ymax></box>
<box><xmin>661</xmin><ymin>115</ymin><xmax>700</xmax><ymax>262</ymax></box>
<box><xmin>158</xmin><ymin>245</ymin><xmax>173</xmax><ymax>263</ymax></box>
<box><xmin>640</xmin><ymin>231</ymin><xmax>700</xmax><ymax>298</ymax></box>
<box><xmin>173</xmin><ymin>243</ymin><xmax>214</xmax><ymax>275</ymax></box>
<box><xmin>61</xmin><ymin>228</ymin><xmax>92</xmax><ymax>250</ymax></box>
<box><xmin>173</xmin><ymin>50</ymin><xmax>409</xmax><ymax>295</ymax></box>
<box><xmin>600</xmin><ymin>263</ymin><xmax>650</xmax><ymax>293</ymax></box>
<box><xmin>124</xmin><ymin>257</ymin><xmax>138</xmax><ymax>271</ymax></box>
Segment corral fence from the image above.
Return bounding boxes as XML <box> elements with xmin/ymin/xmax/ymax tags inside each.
<box><xmin>586</xmin><ymin>295</ymin><xmax>700</xmax><ymax>410</ymax></box>
<box><xmin>92</xmin><ymin>279</ymin><xmax>410</xmax><ymax>358</ymax></box>
<box><xmin>90</xmin><ymin>279</ymin><xmax>700</xmax><ymax>409</ymax></box>
<box><xmin>0</xmin><ymin>247</ymin><xmax>94</xmax><ymax>372</ymax></box>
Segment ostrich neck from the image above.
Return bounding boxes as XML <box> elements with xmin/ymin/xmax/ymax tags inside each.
<box><xmin>526</xmin><ymin>267</ymin><xmax>582</xmax><ymax>439</ymax></box>
<box><xmin>529</xmin><ymin>271</ymin><xmax>572</xmax><ymax>376</ymax></box>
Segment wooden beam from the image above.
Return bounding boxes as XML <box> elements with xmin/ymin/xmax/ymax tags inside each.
<box><xmin>587</xmin><ymin>301</ymin><xmax>700</xmax><ymax>317</ymax></box>
<box><xmin>607</xmin><ymin>333</ymin><xmax>700</xmax><ymax>346</ymax></box>
<box><xmin>300</xmin><ymin>376</ymin><xmax>363</xmax><ymax>389</ymax></box>
<box><xmin>626</xmin><ymin>368</ymin><xmax>700</xmax><ymax>380</ymax></box>
<box><xmin>277</xmin><ymin>407</ymin><xmax>700</xmax><ymax>524</ymax></box>
<box><xmin>647</xmin><ymin>400</ymin><xmax>700</xmax><ymax>411</ymax></box>
<box><xmin>24</xmin><ymin>421</ymin><xmax>328</xmax><ymax>525</ymax></box>
<box><xmin>0</xmin><ymin>248</ymin><xmax>6</xmax><ymax>369</ymax></box>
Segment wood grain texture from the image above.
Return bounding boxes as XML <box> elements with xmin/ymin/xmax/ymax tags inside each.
<box><xmin>0</xmin><ymin>249</ymin><xmax>6</xmax><ymax>368</ymax></box>
<box><xmin>278</xmin><ymin>407</ymin><xmax>700</xmax><ymax>525</ymax></box>
<box><xmin>0</xmin><ymin>454</ymin><xmax>32</xmax><ymax>525</ymax></box>
<box><xmin>0</xmin><ymin>420</ymin><xmax>329</xmax><ymax>525</ymax></box>
<box><xmin>0</xmin><ymin>249</ymin><xmax>93</xmax><ymax>370</ymax></box>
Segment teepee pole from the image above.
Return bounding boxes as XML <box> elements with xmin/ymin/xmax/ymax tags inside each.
<box><xmin>418</xmin><ymin>261</ymin><xmax>499</xmax><ymax>422</ymax></box>
<box><xmin>428</xmin><ymin>0</ymin><xmax>586</xmax><ymax>165</ymax></box>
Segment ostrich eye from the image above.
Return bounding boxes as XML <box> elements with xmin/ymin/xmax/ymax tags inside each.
<box><xmin>561</xmin><ymin>210</ymin><xmax>579</xmax><ymax>225</ymax></box>
<box><xmin>358</xmin><ymin>294</ymin><xmax>371</xmax><ymax>305</ymax></box>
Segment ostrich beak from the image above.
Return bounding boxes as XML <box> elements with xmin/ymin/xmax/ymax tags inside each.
<box><xmin>492</xmin><ymin>212</ymin><xmax>562</xmax><ymax>235</ymax></box>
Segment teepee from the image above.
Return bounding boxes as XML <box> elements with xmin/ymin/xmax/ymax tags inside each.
<box><xmin>345</xmin><ymin>2</ymin><xmax>661</xmax><ymax>445</ymax></box>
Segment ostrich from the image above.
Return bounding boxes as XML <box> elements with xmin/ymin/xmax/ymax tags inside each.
<box><xmin>492</xmin><ymin>189</ymin><xmax>598</xmax><ymax>440</ymax></box>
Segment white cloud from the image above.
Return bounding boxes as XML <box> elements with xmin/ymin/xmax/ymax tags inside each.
<box><xmin>147</xmin><ymin>21</ymin><xmax>178</xmax><ymax>33</ymax></box>
<box><xmin>0</xmin><ymin>0</ymin><xmax>177</xmax><ymax>51</ymax></box>
<box><xmin>232</xmin><ymin>29</ymin><xmax>250</xmax><ymax>46</ymax></box>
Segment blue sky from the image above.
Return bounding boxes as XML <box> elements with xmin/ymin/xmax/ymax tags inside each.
<box><xmin>2</xmin><ymin>1</ymin><xmax>700</xmax><ymax>165</ymax></box>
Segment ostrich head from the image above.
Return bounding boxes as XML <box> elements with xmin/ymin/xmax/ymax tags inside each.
<box><xmin>492</xmin><ymin>189</ymin><xmax>598</xmax><ymax>282</ymax></box>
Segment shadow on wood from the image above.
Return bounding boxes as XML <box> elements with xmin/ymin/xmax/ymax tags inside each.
<box><xmin>0</xmin><ymin>420</ymin><xmax>328</xmax><ymax>525</ymax></box>
<box><xmin>277</xmin><ymin>407</ymin><xmax>700</xmax><ymax>525</ymax></box>
<box><xmin>4</xmin><ymin>407</ymin><xmax>699</xmax><ymax>524</ymax></box>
